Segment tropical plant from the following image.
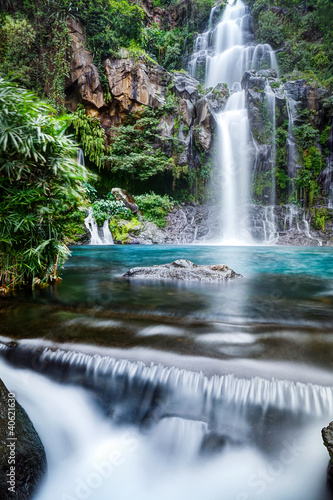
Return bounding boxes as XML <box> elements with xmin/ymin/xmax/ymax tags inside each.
<box><xmin>0</xmin><ymin>78</ymin><xmax>91</xmax><ymax>289</ymax></box>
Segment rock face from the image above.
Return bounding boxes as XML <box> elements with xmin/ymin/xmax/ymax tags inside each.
<box><xmin>65</xmin><ymin>25</ymin><xmax>216</xmax><ymax>173</ymax></box>
<box><xmin>322</xmin><ymin>421</ymin><xmax>333</xmax><ymax>490</ymax></box>
<box><xmin>122</xmin><ymin>259</ymin><xmax>242</xmax><ymax>282</ymax></box>
<box><xmin>0</xmin><ymin>379</ymin><xmax>47</xmax><ymax>499</ymax></box>
<box><xmin>104</xmin><ymin>50</ymin><xmax>170</xmax><ymax>113</ymax></box>
<box><xmin>66</xmin><ymin>18</ymin><xmax>104</xmax><ymax>112</ymax></box>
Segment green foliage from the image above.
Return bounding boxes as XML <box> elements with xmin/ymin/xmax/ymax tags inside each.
<box><xmin>257</xmin><ymin>11</ymin><xmax>284</xmax><ymax>49</ymax></box>
<box><xmin>91</xmin><ymin>198</ymin><xmax>132</xmax><ymax>225</ymax></box>
<box><xmin>0</xmin><ymin>78</ymin><xmax>91</xmax><ymax>288</ymax></box>
<box><xmin>293</xmin><ymin>124</ymin><xmax>318</xmax><ymax>150</ymax></box>
<box><xmin>105</xmin><ymin>104</ymin><xmax>180</xmax><ymax>181</ymax></box>
<box><xmin>297</xmin><ymin>146</ymin><xmax>323</xmax><ymax>205</ymax></box>
<box><xmin>252</xmin><ymin>0</ymin><xmax>333</xmax><ymax>83</ymax></box>
<box><xmin>0</xmin><ymin>15</ymin><xmax>36</xmax><ymax>86</ymax></box>
<box><xmin>83</xmin><ymin>182</ymin><xmax>97</xmax><ymax>202</ymax></box>
<box><xmin>78</xmin><ymin>0</ymin><xmax>144</xmax><ymax>62</ymax></box>
<box><xmin>72</xmin><ymin>105</ymin><xmax>106</xmax><ymax>168</ymax></box>
<box><xmin>135</xmin><ymin>192</ymin><xmax>174</xmax><ymax>227</ymax></box>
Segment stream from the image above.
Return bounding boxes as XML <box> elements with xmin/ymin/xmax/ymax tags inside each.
<box><xmin>1</xmin><ymin>245</ymin><xmax>333</xmax><ymax>499</ymax></box>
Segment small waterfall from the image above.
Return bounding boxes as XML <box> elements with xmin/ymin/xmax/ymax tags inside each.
<box><xmin>84</xmin><ymin>208</ymin><xmax>114</xmax><ymax>245</ymax></box>
<box><xmin>102</xmin><ymin>219</ymin><xmax>114</xmax><ymax>244</ymax></box>
<box><xmin>14</xmin><ymin>347</ymin><xmax>333</xmax><ymax>419</ymax></box>
<box><xmin>264</xmin><ymin>82</ymin><xmax>276</xmax><ymax>207</ymax></box>
<box><xmin>285</xmin><ymin>91</ymin><xmax>299</xmax><ymax>189</ymax></box>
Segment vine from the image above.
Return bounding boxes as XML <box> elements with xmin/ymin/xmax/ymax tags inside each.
<box><xmin>72</xmin><ymin>104</ymin><xmax>106</xmax><ymax>168</ymax></box>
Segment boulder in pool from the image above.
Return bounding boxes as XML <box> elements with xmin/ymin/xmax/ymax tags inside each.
<box><xmin>0</xmin><ymin>379</ymin><xmax>47</xmax><ymax>499</ymax></box>
<box><xmin>122</xmin><ymin>259</ymin><xmax>242</xmax><ymax>282</ymax></box>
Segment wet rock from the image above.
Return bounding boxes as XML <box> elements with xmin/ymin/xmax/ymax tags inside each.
<box><xmin>284</xmin><ymin>80</ymin><xmax>329</xmax><ymax>119</ymax></box>
<box><xmin>200</xmin><ymin>432</ymin><xmax>228</xmax><ymax>456</ymax></box>
<box><xmin>0</xmin><ymin>379</ymin><xmax>47</xmax><ymax>499</ymax></box>
<box><xmin>111</xmin><ymin>188</ymin><xmax>139</xmax><ymax>214</ymax></box>
<box><xmin>322</xmin><ymin>421</ymin><xmax>333</xmax><ymax>490</ymax></box>
<box><xmin>122</xmin><ymin>259</ymin><xmax>242</xmax><ymax>282</ymax></box>
<box><xmin>206</xmin><ymin>83</ymin><xmax>229</xmax><ymax>111</ymax></box>
<box><xmin>127</xmin><ymin>221</ymin><xmax>166</xmax><ymax>245</ymax></box>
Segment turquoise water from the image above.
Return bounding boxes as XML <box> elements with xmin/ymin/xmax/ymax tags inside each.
<box><xmin>2</xmin><ymin>245</ymin><xmax>333</xmax><ymax>369</ymax></box>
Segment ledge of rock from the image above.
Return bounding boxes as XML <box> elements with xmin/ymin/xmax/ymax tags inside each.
<box><xmin>122</xmin><ymin>259</ymin><xmax>242</xmax><ymax>282</ymax></box>
<box><xmin>322</xmin><ymin>421</ymin><xmax>333</xmax><ymax>490</ymax></box>
<box><xmin>0</xmin><ymin>379</ymin><xmax>47</xmax><ymax>499</ymax></box>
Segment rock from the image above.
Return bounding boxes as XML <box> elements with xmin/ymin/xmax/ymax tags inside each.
<box><xmin>322</xmin><ymin>421</ymin><xmax>333</xmax><ymax>490</ymax></box>
<box><xmin>171</xmin><ymin>72</ymin><xmax>199</xmax><ymax>104</ymax></box>
<box><xmin>284</xmin><ymin>80</ymin><xmax>329</xmax><ymax>122</ymax></box>
<box><xmin>0</xmin><ymin>379</ymin><xmax>47</xmax><ymax>499</ymax></box>
<box><xmin>66</xmin><ymin>18</ymin><xmax>104</xmax><ymax>110</ymax></box>
<box><xmin>104</xmin><ymin>51</ymin><xmax>170</xmax><ymax>112</ymax></box>
<box><xmin>179</xmin><ymin>99</ymin><xmax>195</xmax><ymax>126</ymax></box>
<box><xmin>111</xmin><ymin>188</ymin><xmax>139</xmax><ymax>214</ymax></box>
<box><xmin>194</xmin><ymin>97</ymin><xmax>213</xmax><ymax>150</ymax></box>
<box><xmin>122</xmin><ymin>259</ymin><xmax>242</xmax><ymax>282</ymax></box>
<box><xmin>127</xmin><ymin>221</ymin><xmax>166</xmax><ymax>245</ymax></box>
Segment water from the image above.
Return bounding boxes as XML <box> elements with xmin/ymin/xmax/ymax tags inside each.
<box><xmin>264</xmin><ymin>83</ymin><xmax>276</xmax><ymax>207</ymax></box>
<box><xmin>198</xmin><ymin>0</ymin><xmax>278</xmax><ymax>243</ymax></box>
<box><xmin>84</xmin><ymin>208</ymin><xmax>114</xmax><ymax>245</ymax></box>
<box><xmin>1</xmin><ymin>245</ymin><xmax>333</xmax><ymax>499</ymax></box>
<box><xmin>216</xmin><ymin>88</ymin><xmax>251</xmax><ymax>242</ymax></box>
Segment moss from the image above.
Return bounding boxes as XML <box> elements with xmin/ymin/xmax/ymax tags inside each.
<box><xmin>110</xmin><ymin>218</ymin><xmax>140</xmax><ymax>244</ymax></box>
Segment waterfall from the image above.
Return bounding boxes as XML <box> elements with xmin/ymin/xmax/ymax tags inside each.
<box><xmin>200</xmin><ymin>0</ymin><xmax>278</xmax><ymax>243</ymax></box>
<box><xmin>84</xmin><ymin>208</ymin><xmax>114</xmax><ymax>245</ymax></box>
<box><xmin>1</xmin><ymin>348</ymin><xmax>332</xmax><ymax>500</ymax></box>
<box><xmin>216</xmin><ymin>87</ymin><xmax>251</xmax><ymax>242</ymax></box>
<box><xmin>285</xmin><ymin>91</ymin><xmax>299</xmax><ymax>192</ymax></box>
<box><xmin>264</xmin><ymin>83</ymin><xmax>276</xmax><ymax>207</ymax></box>
<box><xmin>102</xmin><ymin>219</ymin><xmax>114</xmax><ymax>244</ymax></box>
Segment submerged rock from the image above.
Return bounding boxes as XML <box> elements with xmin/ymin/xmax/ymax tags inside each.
<box><xmin>122</xmin><ymin>259</ymin><xmax>242</xmax><ymax>282</ymax></box>
<box><xmin>0</xmin><ymin>379</ymin><xmax>47</xmax><ymax>499</ymax></box>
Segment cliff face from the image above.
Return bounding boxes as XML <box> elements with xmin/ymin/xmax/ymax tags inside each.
<box><xmin>65</xmin><ymin>17</ymin><xmax>220</xmax><ymax>176</ymax></box>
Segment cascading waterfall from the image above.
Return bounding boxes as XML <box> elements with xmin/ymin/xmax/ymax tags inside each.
<box><xmin>84</xmin><ymin>208</ymin><xmax>114</xmax><ymax>245</ymax></box>
<box><xmin>1</xmin><ymin>351</ymin><xmax>332</xmax><ymax>500</ymax></box>
<box><xmin>191</xmin><ymin>0</ymin><xmax>278</xmax><ymax>243</ymax></box>
<box><xmin>216</xmin><ymin>87</ymin><xmax>251</xmax><ymax>242</ymax></box>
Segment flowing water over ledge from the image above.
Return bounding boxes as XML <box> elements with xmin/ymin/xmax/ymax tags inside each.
<box><xmin>1</xmin><ymin>245</ymin><xmax>333</xmax><ymax>499</ymax></box>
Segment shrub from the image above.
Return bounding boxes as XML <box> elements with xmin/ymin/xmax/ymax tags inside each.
<box><xmin>135</xmin><ymin>192</ymin><xmax>174</xmax><ymax>227</ymax></box>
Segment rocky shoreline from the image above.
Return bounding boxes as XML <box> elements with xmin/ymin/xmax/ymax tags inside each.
<box><xmin>78</xmin><ymin>202</ymin><xmax>333</xmax><ymax>246</ymax></box>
